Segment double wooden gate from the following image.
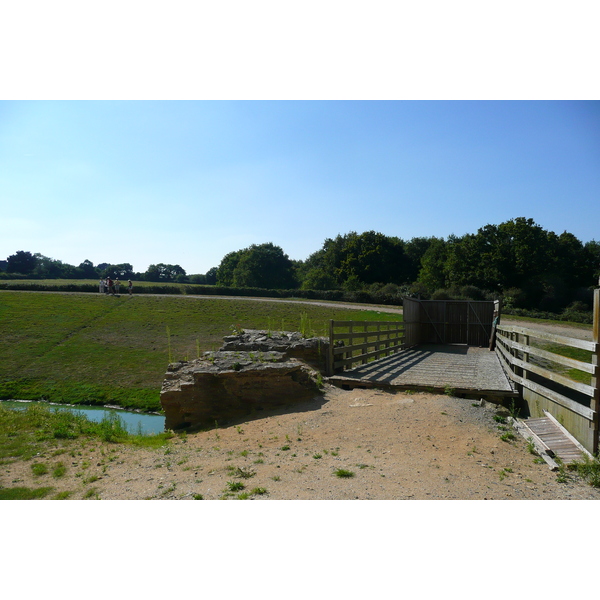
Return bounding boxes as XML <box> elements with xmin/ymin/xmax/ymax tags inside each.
<box><xmin>403</xmin><ymin>298</ymin><xmax>497</xmax><ymax>347</ymax></box>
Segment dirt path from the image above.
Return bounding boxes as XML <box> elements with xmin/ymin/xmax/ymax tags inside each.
<box><xmin>5</xmin><ymin>385</ymin><xmax>599</xmax><ymax>500</ymax></box>
<box><xmin>500</xmin><ymin>317</ymin><xmax>593</xmax><ymax>340</ymax></box>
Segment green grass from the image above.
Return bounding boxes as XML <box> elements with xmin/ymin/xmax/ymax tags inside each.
<box><xmin>334</xmin><ymin>468</ymin><xmax>355</xmax><ymax>478</ymax></box>
<box><xmin>52</xmin><ymin>462</ymin><xmax>67</xmax><ymax>478</ymax></box>
<box><xmin>31</xmin><ymin>463</ymin><xmax>49</xmax><ymax>476</ymax></box>
<box><xmin>0</xmin><ymin>486</ymin><xmax>54</xmax><ymax>500</ymax></box>
<box><xmin>226</xmin><ymin>481</ymin><xmax>245</xmax><ymax>492</ymax></box>
<box><xmin>0</xmin><ymin>289</ymin><xmax>401</xmax><ymax>411</ymax></box>
<box><xmin>535</xmin><ymin>343</ymin><xmax>594</xmax><ymax>386</ymax></box>
<box><xmin>568</xmin><ymin>454</ymin><xmax>600</xmax><ymax>487</ymax></box>
<box><xmin>503</xmin><ymin>313</ymin><xmax>593</xmax><ymax>331</ymax></box>
<box><xmin>0</xmin><ymin>403</ymin><xmax>174</xmax><ymax>464</ymax></box>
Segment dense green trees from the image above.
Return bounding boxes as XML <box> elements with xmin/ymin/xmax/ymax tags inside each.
<box><xmin>143</xmin><ymin>263</ymin><xmax>186</xmax><ymax>282</ymax></box>
<box><xmin>3</xmin><ymin>217</ymin><xmax>599</xmax><ymax>314</ymax></box>
<box><xmin>299</xmin><ymin>231</ymin><xmax>412</xmax><ymax>290</ymax></box>
<box><xmin>412</xmin><ymin>218</ymin><xmax>599</xmax><ymax>310</ymax></box>
<box><xmin>216</xmin><ymin>243</ymin><xmax>296</xmax><ymax>289</ymax></box>
<box><xmin>6</xmin><ymin>251</ymin><xmax>37</xmax><ymax>275</ymax></box>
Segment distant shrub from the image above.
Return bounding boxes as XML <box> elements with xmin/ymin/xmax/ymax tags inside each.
<box><xmin>431</xmin><ymin>289</ymin><xmax>452</xmax><ymax>300</ymax></box>
<box><xmin>503</xmin><ymin>307</ymin><xmax>593</xmax><ymax>324</ymax></box>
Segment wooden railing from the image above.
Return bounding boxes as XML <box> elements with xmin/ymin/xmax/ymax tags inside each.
<box><xmin>495</xmin><ymin>291</ymin><xmax>599</xmax><ymax>453</ymax></box>
<box><xmin>327</xmin><ymin>320</ymin><xmax>404</xmax><ymax>376</ymax></box>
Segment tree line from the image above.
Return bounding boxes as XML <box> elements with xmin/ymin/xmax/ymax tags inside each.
<box><xmin>3</xmin><ymin>217</ymin><xmax>600</xmax><ymax>314</ymax></box>
<box><xmin>0</xmin><ymin>252</ymin><xmax>197</xmax><ymax>284</ymax></box>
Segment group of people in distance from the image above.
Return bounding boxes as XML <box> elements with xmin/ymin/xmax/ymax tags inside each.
<box><xmin>99</xmin><ymin>277</ymin><xmax>133</xmax><ymax>296</ymax></box>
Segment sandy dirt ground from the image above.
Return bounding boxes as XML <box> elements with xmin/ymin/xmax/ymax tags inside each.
<box><xmin>5</xmin><ymin>385</ymin><xmax>600</xmax><ymax>500</ymax></box>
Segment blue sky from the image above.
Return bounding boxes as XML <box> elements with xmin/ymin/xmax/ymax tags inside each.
<box><xmin>1</xmin><ymin>100</ymin><xmax>598</xmax><ymax>275</ymax></box>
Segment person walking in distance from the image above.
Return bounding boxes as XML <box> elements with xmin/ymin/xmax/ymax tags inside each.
<box><xmin>128</xmin><ymin>279</ymin><xmax>133</xmax><ymax>296</ymax></box>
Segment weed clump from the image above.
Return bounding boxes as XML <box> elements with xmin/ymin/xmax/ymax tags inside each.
<box><xmin>569</xmin><ymin>454</ymin><xmax>600</xmax><ymax>488</ymax></box>
<box><xmin>334</xmin><ymin>468</ymin><xmax>355</xmax><ymax>478</ymax></box>
<box><xmin>31</xmin><ymin>463</ymin><xmax>49</xmax><ymax>476</ymax></box>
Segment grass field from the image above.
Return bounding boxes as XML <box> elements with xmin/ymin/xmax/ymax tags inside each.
<box><xmin>0</xmin><ymin>278</ymin><xmax>186</xmax><ymax>288</ymax></box>
<box><xmin>0</xmin><ymin>290</ymin><xmax>401</xmax><ymax>412</ymax></box>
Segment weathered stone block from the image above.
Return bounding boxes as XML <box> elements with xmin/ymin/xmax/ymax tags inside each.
<box><xmin>220</xmin><ymin>329</ymin><xmax>330</xmax><ymax>373</ymax></box>
<box><xmin>160</xmin><ymin>350</ymin><xmax>321</xmax><ymax>430</ymax></box>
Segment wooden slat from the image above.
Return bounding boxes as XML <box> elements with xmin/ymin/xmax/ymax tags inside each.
<box><xmin>496</xmin><ymin>343</ymin><xmax>595</xmax><ymax>420</ymax></box>
<box><xmin>503</xmin><ymin>338</ymin><xmax>596</xmax><ymax>375</ymax></box>
<box><xmin>332</xmin><ymin>321</ymin><xmax>401</xmax><ymax>328</ymax></box>
<box><xmin>497</xmin><ymin>325</ymin><xmax>597</xmax><ymax>352</ymax></box>
<box><xmin>495</xmin><ymin>340</ymin><xmax>595</xmax><ymax>396</ymax></box>
<box><xmin>333</xmin><ymin>328</ymin><xmax>404</xmax><ymax>341</ymax></box>
<box><xmin>330</xmin><ymin>320</ymin><xmax>405</xmax><ymax>377</ymax></box>
<box><xmin>507</xmin><ymin>352</ymin><xmax>594</xmax><ymax>397</ymax></box>
<box><xmin>333</xmin><ymin>338</ymin><xmax>404</xmax><ymax>356</ymax></box>
<box><xmin>521</xmin><ymin>378</ymin><xmax>594</xmax><ymax>421</ymax></box>
<box><xmin>520</xmin><ymin>416</ymin><xmax>590</xmax><ymax>464</ymax></box>
<box><xmin>333</xmin><ymin>343</ymin><xmax>403</xmax><ymax>368</ymax></box>
<box><xmin>543</xmin><ymin>410</ymin><xmax>593</xmax><ymax>457</ymax></box>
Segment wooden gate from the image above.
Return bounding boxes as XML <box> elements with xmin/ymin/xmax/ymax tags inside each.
<box><xmin>403</xmin><ymin>298</ymin><xmax>497</xmax><ymax>347</ymax></box>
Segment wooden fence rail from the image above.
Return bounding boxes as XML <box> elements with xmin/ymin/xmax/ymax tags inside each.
<box><xmin>328</xmin><ymin>320</ymin><xmax>404</xmax><ymax>376</ymax></box>
<box><xmin>495</xmin><ymin>290</ymin><xmax>599</xmax><ymax>454</ymax></box>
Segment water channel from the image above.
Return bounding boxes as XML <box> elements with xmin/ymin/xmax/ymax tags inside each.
<box><xmin>1</xmin><ymin>400</ymin><xmax>166</xmax><ymax>435</ymax></box>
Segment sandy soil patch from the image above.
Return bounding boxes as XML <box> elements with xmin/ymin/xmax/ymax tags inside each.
<box><xmin>5</xmin><ymin>386</ymin><xmax>600</xmax><ymax>500</ymax></box>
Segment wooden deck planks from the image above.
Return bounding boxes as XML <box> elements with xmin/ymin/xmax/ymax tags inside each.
<box><xmin>327</xmin><ymin>343</ymin><xmax>517</xmax><ymax>397</ymax></box>
<box><xmin>520</xmin><ymin>417</ymin><xmax>588</xmax><ymax>464</ymax></box>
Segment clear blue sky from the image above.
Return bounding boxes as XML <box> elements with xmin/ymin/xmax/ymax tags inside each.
<box><xmin>1</xmin><ymin>100</ymin><xmax>599</xmax><ymax>275</ymax></box>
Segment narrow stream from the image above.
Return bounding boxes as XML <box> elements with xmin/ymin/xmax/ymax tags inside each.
<box><xmin>1</xmin><ymin>400</ymin><xmax>166</xmax><ymax>435</ymax></box>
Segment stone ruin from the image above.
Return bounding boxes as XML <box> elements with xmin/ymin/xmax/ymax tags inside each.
<box><xmin>160</xmin><ymin>329</ymin><xmax>331</xmax><ymax>430</ymax></box>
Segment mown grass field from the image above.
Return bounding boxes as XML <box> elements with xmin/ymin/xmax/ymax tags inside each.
<box><xmin>0</xmin><ymin>290</ymin><xmax>401</xmax><ymax>412</ymax></box>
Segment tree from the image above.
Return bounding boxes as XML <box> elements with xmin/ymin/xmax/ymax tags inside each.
<box><xmin>584</xmin><ymin>240</ymin><xmax>600</xmax><ymax>286</ymax></box>
<box><xmin>144</xmin><ymin>263</ymin><xmax>186</xmax><ymax>282</ymax></box>
<box><xmin>417</xmin><ymin>238</ymin><xmax>448</xmax><ymax>291</ymax></box>
<box><xmin>334</xmin><ymin>231</ymin><xmax>407</xmax><ymax>286</ymax></box>
<box><xmin>298</xmin><ymin>248</ymin><xmax>337</xmax><ymax>290</ymax></box>
<box><xmin>205</xmin><ymin>267</ymin><xmax>218</xmax><ymax>285</ymax></box>
<box><xmin>216</xmin><ymin>250</ymin><xmax>245</xmax><ymax>286</ymax></box>
<box><xmin>404</xmin><ymin>237</ymin><xmax>436</xmax><ymax>283</ymax></box>
<box><xmin>231</xmin><ymin>243</ymin><xmax>297</xmax><ymax>289</ymax></box>
<box><xmin>7</xmin><ymin>251</ymin><xmax>37</xmax><ymax>275</ymax></box>
<box><xmin>103</xmin><ymin>263</ymin><xmax>134</xmax><ymax>279</ymax></box>
<box><xmin>76</xmin><ymin>259</ymin><xmax>98</xmax><ymax>279</ymax></box>
<box><xmin>298</xmin><ymin>231</ymin><xmax>410</xmax><ymax>290</ymax></box>
<box><xmin>301</xmin><ymin>267</ymin><xmax>338</xmax><ymax>290</ymax></box>
<box><xmin>33</xmin><ymin>254</ymin><xmax>77</xmax><ymax>279</ymax></box>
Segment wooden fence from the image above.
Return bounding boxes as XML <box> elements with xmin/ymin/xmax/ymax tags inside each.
<box><xmin>327</xmin><ymin>320</ymin><xmax>404</xmax><ymax>376</ymax></box>
<box><xmin>403</xmin><ymin>298</ymin><xmax>497</xmax><ymax>346</ymax></box>
<box><xmin>495</xmin><ymin>289</ymin><xmax>600</xmax><ymax>453</ymax></box>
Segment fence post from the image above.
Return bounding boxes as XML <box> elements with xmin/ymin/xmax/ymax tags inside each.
<box><xmin>346</xmin><ymin>322</ymin><xmax>354</xmax><ymax>370</ymax></box>
<box><xmin>328</xmin><ymin>320</ymin><xmax>334</xmax><ymax>377</ymax></box>
<box><xmin>523</xmin><ymin>334</ymin><xmax>529</xmax><ymax>383</ymax></box>
<box><xmin>592</xmin><ymin>289</ymin><xmax>599</xmax><ymax>454</ymax></box>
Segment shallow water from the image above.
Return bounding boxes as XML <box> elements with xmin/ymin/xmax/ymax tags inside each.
<box><xmin>1</xmin><ymin>400</ymin><xmax>166</xmax><ymax>435</ymax></box>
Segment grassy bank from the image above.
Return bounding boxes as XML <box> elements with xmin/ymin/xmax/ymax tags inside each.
<box><xmin>0</xmin><ymin>290</ymin><xmax>401</xmax><ymax>411</ymax></box>
<box><xmin>0</xmin><ymin>402</ymin><xmax>174</xmax><ymax>499</ymax></box>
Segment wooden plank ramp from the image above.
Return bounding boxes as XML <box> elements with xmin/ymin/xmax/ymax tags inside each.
<box><xmin>518</xmin><ymin>411</ymin><xmax>592</xmax><ymax>466</ymax></box>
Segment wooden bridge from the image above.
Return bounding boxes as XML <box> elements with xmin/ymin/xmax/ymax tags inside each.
<box><xmin>327</xmin><ymin>298</ymin><xmax>515</xmax><ymax>398</ymax></box>
<box><xmin>326</xmin><ymin>294</ymin><xmax>600</xmax><ymax>457</ymax></box>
